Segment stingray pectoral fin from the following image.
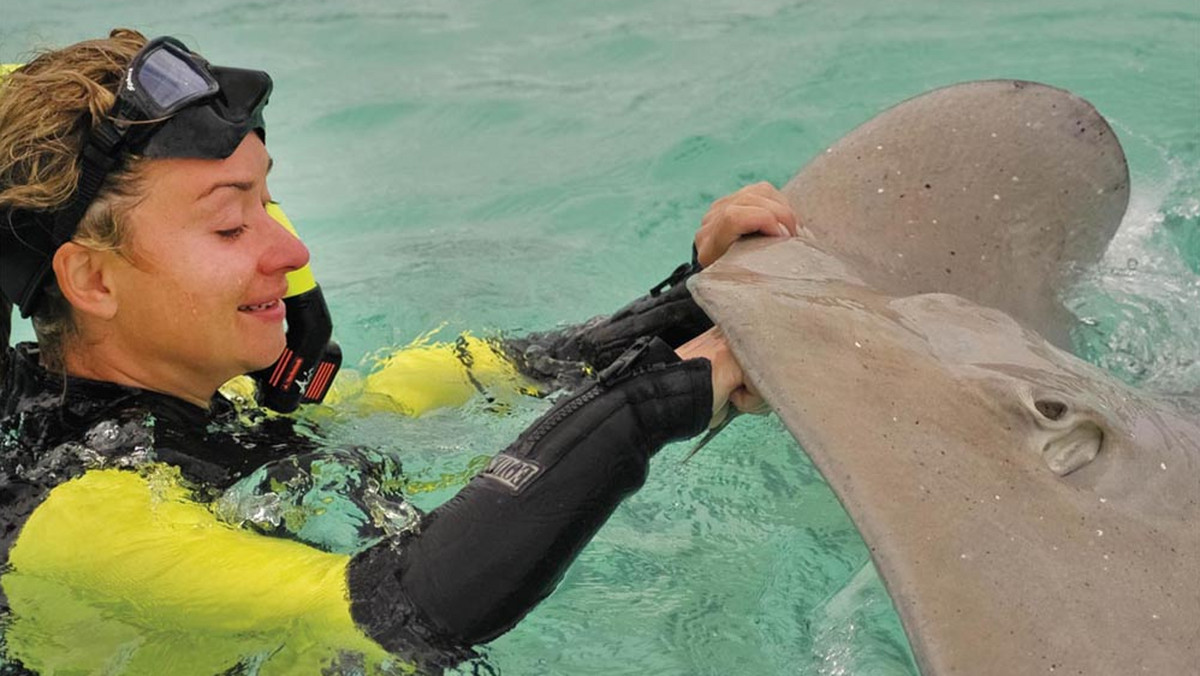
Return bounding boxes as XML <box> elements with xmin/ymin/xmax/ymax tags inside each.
<box><xmin>692</xmin><ymin>237</ymin><xmax>1200</xmax><ymax>676</ymax></box>
<box><xmin>781</xmin><ymin>80</ymin><xmax>1129</xmax><ymax>349</ymax></box>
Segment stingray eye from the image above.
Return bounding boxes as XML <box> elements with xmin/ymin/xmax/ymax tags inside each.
<box><xmin>1026</xmin><ymin>394</ymin><xmax>1104</xmax><ymax>477</ymax></box>
<box><xmin>1035</xmin><ymin>399</ymin><xmax>1068</xmax><ymax>421</ymax></box>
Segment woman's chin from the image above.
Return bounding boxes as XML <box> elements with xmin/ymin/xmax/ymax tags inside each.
<box><xmin>254</xmin><ymin>350</ymin><xmax>286</xmax><ymax>374</ymax></box>
<box><xmin>244</xmin><ymin>337</ymin><xmax>289</xmax><ymax>374</ymax></box>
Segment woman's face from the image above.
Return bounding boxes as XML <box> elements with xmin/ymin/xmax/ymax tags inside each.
<box><xmin>105</xmin><ymin>134</ymin><xmax>309</xmax><ymax>396</ymax></box>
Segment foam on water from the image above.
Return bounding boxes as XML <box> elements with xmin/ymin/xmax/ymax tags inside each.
<box><xmin>1068</xmin><ymin>127</ymin><xmax>1200</xmax><ymax>395</ymax></box>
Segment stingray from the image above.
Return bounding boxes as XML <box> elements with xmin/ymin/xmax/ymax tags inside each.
<box><xmin>688</xmin><ymin>81</ymin><xmax>1199</xmax><ymax>675</ymax></box>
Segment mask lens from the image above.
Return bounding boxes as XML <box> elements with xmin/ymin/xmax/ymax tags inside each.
<box><xmin>136</xmin><ymin>45</ymin><xmax>215</xmax><ymax>113</ymax></box>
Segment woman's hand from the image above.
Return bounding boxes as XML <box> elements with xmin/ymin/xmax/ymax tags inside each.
<box><xmin>694</xmin><ymin>181</ymin><xmax>798</xmax><ymax>268</ymax></box>
<box><xmin>675</xmin><ymin>327</ymin><xmax>768</xmax><ymax>427</ymax></box>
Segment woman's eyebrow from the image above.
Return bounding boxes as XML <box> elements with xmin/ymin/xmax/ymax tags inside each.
<box><xmin>196</xmin><ymin>157</ymin><xmax>274</xmax><ymax>201</ymax></box>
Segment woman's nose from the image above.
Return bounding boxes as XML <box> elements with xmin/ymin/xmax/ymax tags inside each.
<box><xmin>259</xmin><ymin>208</ymin><xmax>311</xmax><ymax>274</ymax></box>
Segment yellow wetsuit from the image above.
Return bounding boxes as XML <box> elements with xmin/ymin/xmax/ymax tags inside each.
<box><xmin>5</xmin><ymin>468</ymin><xmax>402</xmax><ymax>675</ymax></box>
<box><xmin>0</xmin><ymin>333</ymin><xmax>712</xmax><ymax>674</ymax></box>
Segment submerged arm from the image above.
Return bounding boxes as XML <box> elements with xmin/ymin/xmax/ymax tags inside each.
<box><xmin>506</xmin><ymin>180</ymin><xmax>797</xmax><ymax>388</ymax></box>
<box><xmin>348</xmin><ymin>337</ymin><xmax>711</xmax><ymax>666</ymax></box>
<box><xmin>504</xmin><ymin>254</ymin><xmax>713</xmax><ymax>388</ymax></box>
<box><xmin>4</xmin><ymin>338</ymin><xmax>710</xmax><ymax>673</ymax></box>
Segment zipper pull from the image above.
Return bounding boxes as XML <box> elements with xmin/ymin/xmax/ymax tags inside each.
<box><xmin>597</xmin><ymin>337</ymin><xmax>656</xmax><ymax>385</ymax></box>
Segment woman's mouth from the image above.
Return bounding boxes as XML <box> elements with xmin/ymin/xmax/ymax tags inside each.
<box><xmin>239</xmin><ymin>300</ymin><xmax>279</xmax><ymax>312</ymax></box>
<box><xmin>238</xmin><ymin>299</ymin><xmax>287</xmax><ymax>321</ymax></box>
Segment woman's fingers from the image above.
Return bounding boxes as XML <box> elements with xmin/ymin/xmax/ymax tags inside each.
<box><xmin>730</xmin><ymin>385</ymin><xmax>769</xmax><ymax>415</ymax></box>
<box><xmin>675</xmin><ymin>327</ymin><xmax>741</xmax><ymax>417</ymax></box>
<box><xmin>695</xmin><ymin>182</ymin><xmax>799</xmax><ymax>266</ymax></box>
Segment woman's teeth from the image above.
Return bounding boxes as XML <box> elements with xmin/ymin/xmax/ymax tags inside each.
<box><xmin>239</xmin><ymin>300</ymin><xmax>278</xmax><ymax>311</ymax></box>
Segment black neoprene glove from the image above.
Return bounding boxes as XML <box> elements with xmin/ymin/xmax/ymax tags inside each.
<box><xmin>505</xmin><ymin>254</ymin><xmax>713</xmax><ymax>388</ymax></box>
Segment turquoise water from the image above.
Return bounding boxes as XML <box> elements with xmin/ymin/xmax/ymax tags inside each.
<box><xmin>3</xmin><ymin>1</ymin><xmax>1197</xmax><ymax>674</ymax></box>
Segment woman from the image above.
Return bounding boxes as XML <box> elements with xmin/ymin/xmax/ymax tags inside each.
<box><xmin>0</xmin><ymin>30</ymin><xmax>797</xmax><ymax>674</ymax></box>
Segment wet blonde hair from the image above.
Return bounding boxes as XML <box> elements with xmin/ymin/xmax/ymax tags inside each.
<box><xmin>0</xmin><ymin>28</ymin><xmax>149</xmax><ymax>372</ymax></box>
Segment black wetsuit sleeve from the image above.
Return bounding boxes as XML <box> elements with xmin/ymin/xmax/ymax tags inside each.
<box><xmin>1</xmin><ymin>298</ymin><xmax>12</xmax><ymax>385</ymax></box>
<box><xmin>505</xmin><ymin>254</ymin><xmax>714</xmax><ymax>385</ymax></box>
<box><xmin>346</xmin><ymin>337</ymin><xmax>711</xmax><ymax>664</ymax></box>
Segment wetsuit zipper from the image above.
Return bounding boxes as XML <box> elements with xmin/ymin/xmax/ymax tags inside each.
<box><xmin>516</xmin><ymin>357</ymin><xmax>667</xmax><ymax>456</ymax></box>
<box><xmin>517</xmin><ymin>384</ymin><xmax>604</xmax><ymax>454</ymax></box>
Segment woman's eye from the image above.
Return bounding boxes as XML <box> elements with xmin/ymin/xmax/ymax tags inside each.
<box><xmin>216</xmin><ymin>225</ymin><xmax>247</xmax><ymax>240</ymax></box>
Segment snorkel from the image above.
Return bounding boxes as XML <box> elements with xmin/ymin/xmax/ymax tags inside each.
<box><xmin>255</xmin><ymin>204</ymin><xmax>342</xmax><ymax>412</ymax></box>
<box><xmin>0</xmin><ymin>39</ymin><xmax>339</xmax><ymax>412</ymax></box>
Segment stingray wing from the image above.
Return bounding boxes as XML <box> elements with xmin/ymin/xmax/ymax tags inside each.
<box><xmin>689</xmin><ymin>81</ymin><xmax>1199</xmax><ymax>675</ymax></box>
<box><xmin>782</xmin><ymin>80</ymin><xmax>1129</xmax><ymax>349</ymax></box>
